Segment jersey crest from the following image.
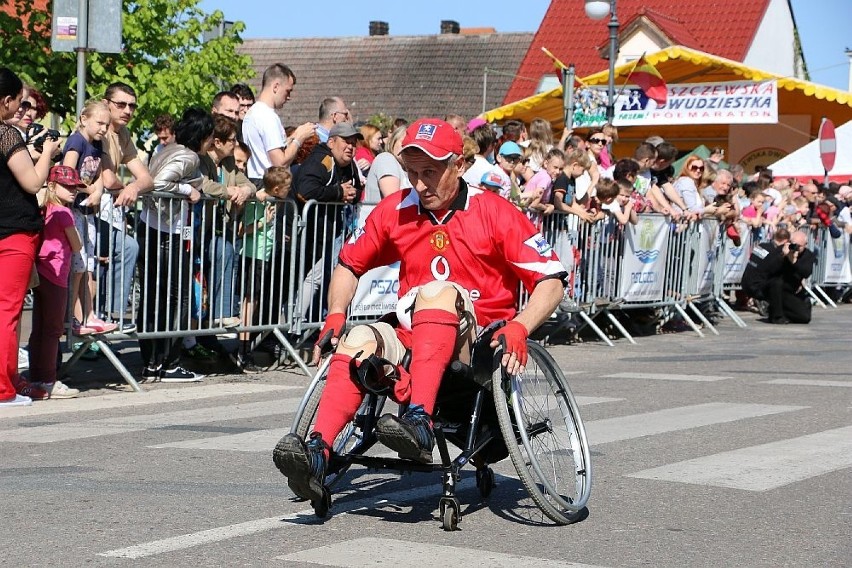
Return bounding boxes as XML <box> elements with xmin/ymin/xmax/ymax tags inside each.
<box><xmin>430</xmin><ymin>228</ymin><xmax>451</xmax><ymax>251</ymax></box>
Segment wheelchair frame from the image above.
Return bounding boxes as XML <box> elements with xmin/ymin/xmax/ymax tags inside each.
<box><xmin>289</xmin><ymin>328</ymin><xmax>592</xmax><ymax>530</ymax></box>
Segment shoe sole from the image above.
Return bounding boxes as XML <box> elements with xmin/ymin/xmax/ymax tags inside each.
<box><xmin>374</xmin><ymin>415</ymin><xmax>432</xmax><ymax>463</ymax></box>
<box><xmin>272</xmin><ymin>435</ymin><xmax>324</xmax><ymax>503</ymax></box>
<box><xmin>160</xmin><ymin>376</ymin><xmax>204</xmax><ymax>383</ymax></box>
<box><xmin>50</xmin><ymin>392</ymin><xmax>79</xmax><ymax>399</ymax></box>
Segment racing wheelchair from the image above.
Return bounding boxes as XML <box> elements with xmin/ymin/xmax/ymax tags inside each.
<box><xmin>288</xmin><ymin>322</ymin><xmax>592</xmax><ymax>530</ymax></box>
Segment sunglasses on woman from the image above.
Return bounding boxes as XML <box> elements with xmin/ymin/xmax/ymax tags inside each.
<box><xmin>588</xmin><ymin>137</ymin><xmax>606</xmax><ymax>144</ymax></box>
<box><xmin>690</xmin><ymin>165</ymin><xmax>704</xmax><ymax>172</ymax></box>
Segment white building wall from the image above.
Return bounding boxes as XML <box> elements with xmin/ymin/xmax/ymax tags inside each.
<box><xmin>617</xmin><ymin>33</ymin><xmax>665</xmax><ymax>66</ymax></box>
<box><xmin>744</xmin><ymin>0</ymin><xmax>798</xmax><ymax>77</ymax></box>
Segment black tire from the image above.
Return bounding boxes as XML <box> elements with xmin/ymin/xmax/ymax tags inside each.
<box><xmin>291</xmin><ymin>357</ymin><xmax>385</xmax><ymax>488</ymax></box>
<box><xmin>492</xmin><ymin>341</ymin><xmax>592</xmax><ymax>524</ymax></box>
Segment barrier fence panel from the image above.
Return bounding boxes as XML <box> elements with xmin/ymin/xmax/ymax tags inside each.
<box><xmin>58</xmin><ymin>191</ymin><xmax>852</xmax><ymax>392</ymax></box>
<box><xmin>62</xmin><ymin>192</ymin><xmax>304</xmax><ymax>389</ymax></box>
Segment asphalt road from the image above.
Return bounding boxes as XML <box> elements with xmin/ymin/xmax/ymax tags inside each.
<box><xmin>2</xmin><ymin>305</ymin><xmax>850</xmax><ymax>567</ymax></box>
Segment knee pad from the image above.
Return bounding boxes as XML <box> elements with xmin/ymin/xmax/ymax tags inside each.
<box><xmin>414</xmin><ymin>281</ymin><xmax>475</xmax><ymax>331</ymax></box>
<box><xmin>338</xmin><ymin>323</ymin><xmax>406</xmax><ymax>396</ymax></box>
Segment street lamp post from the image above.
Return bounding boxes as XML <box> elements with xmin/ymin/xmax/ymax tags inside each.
<box><xmin>584</xmin><ymin>0</ymin><xmax>619</xmax><ymax>124</ymax></box>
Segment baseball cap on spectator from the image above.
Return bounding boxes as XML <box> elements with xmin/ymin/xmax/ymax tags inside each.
<box><xmin>466</xmin><ymin>117</ymin><xmax>487</xmax><ymax>133</ymax></box>
<box><xmin>498</xmin><ymin>141</ymin><xmax>523</xmax><ymax>157</ymax></box>
<box><xmin>480</xmin><ymin>170</ymin><xmax>510</xmax><ymax>192</ymax></box>
<box><xmin>328</xmin><ymin>123</ymin><xmax>363</xmax><ymax>140</ymax></box>
<box><xmin>401</xmin><ymin>118</ymin><xmax>463</xmax><ymax>161</ymax></box>
<box><xmin>645</xmin><ymin>135</ymin><xmax>665</xmax><ymax>147</ymax></box>
<box><xmin>47</xmin><ymin>165</ymin><xmax>86</xmax><ymax>188</ymax></box>
<box><xmin>838</xmin><ymin>185</ymin><xmax>852</xmax><ymax>200</ymax></box>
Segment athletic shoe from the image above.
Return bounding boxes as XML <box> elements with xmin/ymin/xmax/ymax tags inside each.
<box><xmin>375</xmin><ymin>405</ymin><xmax>435</xmax><ymax>463</ymax></box>
<box><xmin>230</xmin><ymin>351</ymin><xmax>263</xmax><ymax>373</ymax></box>
<box><xmin>15</xmin><ymin>379</ymin><xmax>49</xmax><ymax>401</ymax></box>
<box><xmin>159</xmin><ymin>367</ymin><xmax>204</xmax><ymax>383</ymax></box>
<box><xmin>182</xmin><ymin>343</ymin><xmax>217</xmax><ymax>360</ymax></box>
<box><xmin>72</xmin><ymin>341</ymin><xmax>100</xmax><ymax>361</ymax></box>
<box><xmin>17</xmin><ymin>347</ymin><xmax>29</xmax><ymax>371</ymax></box>
<box><xmin>0</xmin><ymin>394</ymin><xmax>33</xmax><ymax>407</ymax></box>
<box><xmin>272</xmin><ymin>433</ymin><xmax>328</xmax><ymax>503</ymax></box>
<box><xmin>37</xmin><ymin>380</ymin><xmax>80</xmax><ymax>399</ymax></box>
<box><xmin>213</xmin><ymin>316</ymin><xmax>241</xmax><ymax>328</ymax></box>
<box><xmin>140</xmin><ymin>365</ymin><xmax>161</xmax><ymax>383</ymax></box>
<box><xmin>111</xmin><ymin>321</ymin><xmax>137</xmax><ymax>334</ymax></box>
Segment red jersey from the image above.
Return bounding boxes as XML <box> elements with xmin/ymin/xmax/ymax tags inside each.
<box><xmin>338</xmin><ymin>183</ymin><xmax>567</xmax><ymax>326</ymax></box>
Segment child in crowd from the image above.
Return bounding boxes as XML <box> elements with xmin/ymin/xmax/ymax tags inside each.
<box><xmin>599</xmin><ymin>178</ymin><xmax>638</xmax><ymax>225</ymax></box>
<box><xmin>26</xmin><ymin>166</ymin><xmax>85</xmax><ymax>399</ymax></box>
<box><xmin>553</xmin><ymin>149</ymin><xmax>594</xmax><ymax>223</ymax></box>
<box><xmin>235</xmin><ymin>166</ymin><xmax>291</xmax><ymax>371</ymax></box>
<box><xmin>525</xmin><ymin>147</ymin><xmax>565</xmax><ymax>223</ymax></box>
<box><xmin>741</xmin><ymin>185</ymin><xmax>768</xmax><ymax>239</ymax></box>
<box><xmin>234</xmin><ymin>142</ymin><xmax>250</xmax><ymax>175</ymax></box>
<box><xmin>62</xmin><ymin>100</ymin><xmax>118</xmax><ymax>335</ymax></box>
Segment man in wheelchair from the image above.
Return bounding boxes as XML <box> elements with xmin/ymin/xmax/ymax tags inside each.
<box><xmin>273</xmin><ymin>118</ymin><xmax>567</xmax><ymax>507</ymax></box>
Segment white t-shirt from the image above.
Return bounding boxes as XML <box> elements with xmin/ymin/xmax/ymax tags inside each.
<box><xmin>462</xmin><ymin>156</ymin><xmax>494</xmax><ymax>188</ymax></box>
<box><xmin>242</xmin><ymin>101</ymin><xmax>287</xmax><ymax>179</ymax></box>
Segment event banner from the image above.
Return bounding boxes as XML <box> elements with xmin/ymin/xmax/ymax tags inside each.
<box><xmin>821</xmin><ymin>232</ymin><xmax>852</xmax><ymax>285</ymax></box>
<box><xmin>722</xmin><ymin>227</ymin><xmax>753</xmax><ymax>285</ymax></box>
<box><xmin>695</xmin><ymin>219</ymin><xmax>720</xmax><ymax>296</ymax></box>
<box><xmin>618</xmin><ymin>215</ymin><xmax>670</xmax><ymax>302</ymax></box>
<box><xmin>571</xmin><ymin>80</ymin><xmax>778</xmax><ymax>128</ymax></box>
<box><xmin>348</xmin><ymin>203</ymin><xmax>401</xmax><ymax>317</ymax></box>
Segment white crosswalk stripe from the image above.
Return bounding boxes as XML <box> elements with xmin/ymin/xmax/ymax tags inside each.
<box><xmin>761</xmin><ymin>378</ymin><xmax>852</xmax><ymax>388</ymax></box>
<box><xmin>585</xmin><ymin>403</ymin><xmax>805</xmax><ymax>445</ymax></box>
<box><xmin>278</xmin><ymin>537</ymin><xmax>610</xmax><ymax>567</ymax></box>
<box><xmin>0</xmin><ymin>398</ymin><xmax>302</xmax><ymax>443</ymax></box>
<box><xmin>601</xmin><ymin>372</ymin><xmax>733</xmax><ymax>382</ymax></box>
<box><xmin>627</xmin><ymin>425</ymin><xmax>852</xmax><ymax>491</ymax></box>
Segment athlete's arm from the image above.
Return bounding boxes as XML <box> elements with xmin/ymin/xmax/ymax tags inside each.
<box><xmin>311</xmin><ymin>264</ymin><xmax>359</xmax><ymax>364</ymax></box>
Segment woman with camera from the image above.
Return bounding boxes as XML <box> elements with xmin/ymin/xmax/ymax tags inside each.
<box><xmin>0</xmin><ymin>68</ymin><xmax>61</xmax><ymax>406</ymax></box>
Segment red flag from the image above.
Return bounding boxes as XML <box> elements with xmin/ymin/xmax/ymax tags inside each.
<box><xmin>628</xmin><ymin>56</ymin><xmax>667</xmax><ymax>105</ymax></box>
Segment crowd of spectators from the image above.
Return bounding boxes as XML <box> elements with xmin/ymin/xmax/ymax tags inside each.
<box><xmin>2</xmin><ymin>61</ymin><xmax>849</xmax><ymax>407</ymax></box>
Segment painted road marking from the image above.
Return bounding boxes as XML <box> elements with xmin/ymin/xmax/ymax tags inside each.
<box><xmin>587</xmin><ymin>403</ymin><xmax>805</xmax><ymax>445</ymax></box>
<box><xmin>628</xmin><ymin>425</ymin><xmax>852</xmax><ymax>491</ymax></box>
<box><xmin>279</xmin><ymin>537</ymin><xmax>609</xmax><ymax>567</ymax></box>
<box><xmin>0</xmin><ymin>398</ymin><xmax>301</xmax><ymax>444</ymax></box>
<box><xmin>761</xmin><ymin>379</ymin><xmax>852</xmax><ymax>388</ymax></box>
<box><xmin>0</xmin><ymin>383</ymin><xmax>298</xmax><ymax>420</ymax></box>
<box><xmin>601</xmin><ymin>372</ymin><xmax>732</xmax><ymax>382</ymax></box>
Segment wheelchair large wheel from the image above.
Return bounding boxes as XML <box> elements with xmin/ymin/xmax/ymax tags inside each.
<box><xmin>492</xmin><ymin>341</ymin><xmax>592</xmax><ymax>524</ymax></box>
<box><xmin>291</xmin><ymin>357</ymin><xmax>386</xmax><ymax>488</ymax></box>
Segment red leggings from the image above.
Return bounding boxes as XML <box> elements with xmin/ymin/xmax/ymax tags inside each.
<box><xmin>0</xmin><ymin>232</ymin><xmax>39</xmax><ymax>400</ymax></box>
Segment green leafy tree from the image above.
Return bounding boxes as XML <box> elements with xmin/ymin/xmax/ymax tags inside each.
<box><xmin>0</xmin><ymin>0</ymin><xmax>253</xmax><ymax>137</ymax></box>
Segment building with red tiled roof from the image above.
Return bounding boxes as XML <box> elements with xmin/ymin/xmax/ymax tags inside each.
<box><xmin>237</xmin><ymin>23</ymin><xmax>532</xmax><ymax>126</ymax></box>
<box><xmin>505</xmin><ymin>0</ymin><xmax>806</xmax><ymax>103</ymax></box>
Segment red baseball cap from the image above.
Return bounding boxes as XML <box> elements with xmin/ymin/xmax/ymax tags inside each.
<box><xmin>47</xmin><ymin>165</ymin><xmax>86</xmax><ymax>188</ymax></box>
<box><xmin>401</xmin><ymin>118</ymin><xmax>463</xmax><ymax>161</ymax></box>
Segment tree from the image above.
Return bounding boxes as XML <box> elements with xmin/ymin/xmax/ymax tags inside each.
<box><xmin>0</xmin><ymin>0</ymin><xmax>253</xmax><ymax>136</ymax></box>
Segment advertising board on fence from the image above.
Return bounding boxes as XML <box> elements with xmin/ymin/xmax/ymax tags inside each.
<box><xmin>572</xmin><ymin>80</ymin><xmax>778</xmax><ymax>128</ymax></box>
<box><xmin>722</xmin><ymin>229</ymin><xmax>753</xmax><ymax>285</ymax></box>
<box><xmin>695</xmin><ymin>220</ymin><xmax>719</xmax><ymax>296</ymax></box>
<box><xmin>349</xmin><ymin>203</ymin><xmax>400</xmax><ymax>318</ymax></box>
<box><xmin>618</xmin><ymin>216</ymin><xmax>670</xmax><ymax>302</ymax></box>
<box><xmin>821</xmin><ymin>233</ymin><xmax>852</xmax><ymax>285</ymax></box>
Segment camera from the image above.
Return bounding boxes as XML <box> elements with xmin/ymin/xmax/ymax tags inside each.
<box><xmin>788</xmin><ymin>243</ymin><xmax>800</xmax><ymax>252</ymax></box>
<box><xmin>26</xmin><ymin>123</ymin><xmax>61</xmax><ymax>154</ymax></box>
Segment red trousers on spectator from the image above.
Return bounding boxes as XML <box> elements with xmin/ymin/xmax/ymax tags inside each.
<box><xmin>28</xmin><ymin>278</ymin><xmax>68</xmax><ymax>384</ymax></box>
<box><xmin>0</xmin><ymin>232</ymin><xmax>38</xmax><ymax>401</ymax></box>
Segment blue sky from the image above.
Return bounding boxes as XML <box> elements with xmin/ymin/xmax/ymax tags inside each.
<box><xmin>200</xmin><ymin>0</ymin><xmax>850</xmax><ymax>91</ymax></box>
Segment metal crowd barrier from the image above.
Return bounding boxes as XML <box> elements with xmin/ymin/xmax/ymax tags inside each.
<box><xmin>62</xmin><ymin>192</ymin><xmax>304</xmax><ymax>391</ymax></box>
<box><xmin>61</xmin><ymin>192</ymin><xmax>852</xmax><ymax>391</ymax></box>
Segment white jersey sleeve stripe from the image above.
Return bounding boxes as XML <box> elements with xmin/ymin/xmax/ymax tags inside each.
<box><xmin>510</xmin><ymin>259</ymin><xmax>567</xmax><ymax>276</ymax></box>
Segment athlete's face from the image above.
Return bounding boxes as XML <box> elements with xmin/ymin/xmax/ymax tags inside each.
<box><xmin>401</xmin><ymin>149</ymin><xmax>464</xmax><ymax>211</ymax></box>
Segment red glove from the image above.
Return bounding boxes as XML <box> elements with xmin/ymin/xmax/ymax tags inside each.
<box><xmin>316</xmin><ymin>313</ymin><xmax>346</xmax><ymax>353</ymax></box>
<box><xmin>493</xmin><ymin>320</ymin><xmax>529</xmax><ymax>367</ymax></box>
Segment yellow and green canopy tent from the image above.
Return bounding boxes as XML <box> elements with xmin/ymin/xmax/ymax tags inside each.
<box><xmin>482</xmin><ymin>45</ymin><xmax>852</xmax><ymax>152</ymax></box>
